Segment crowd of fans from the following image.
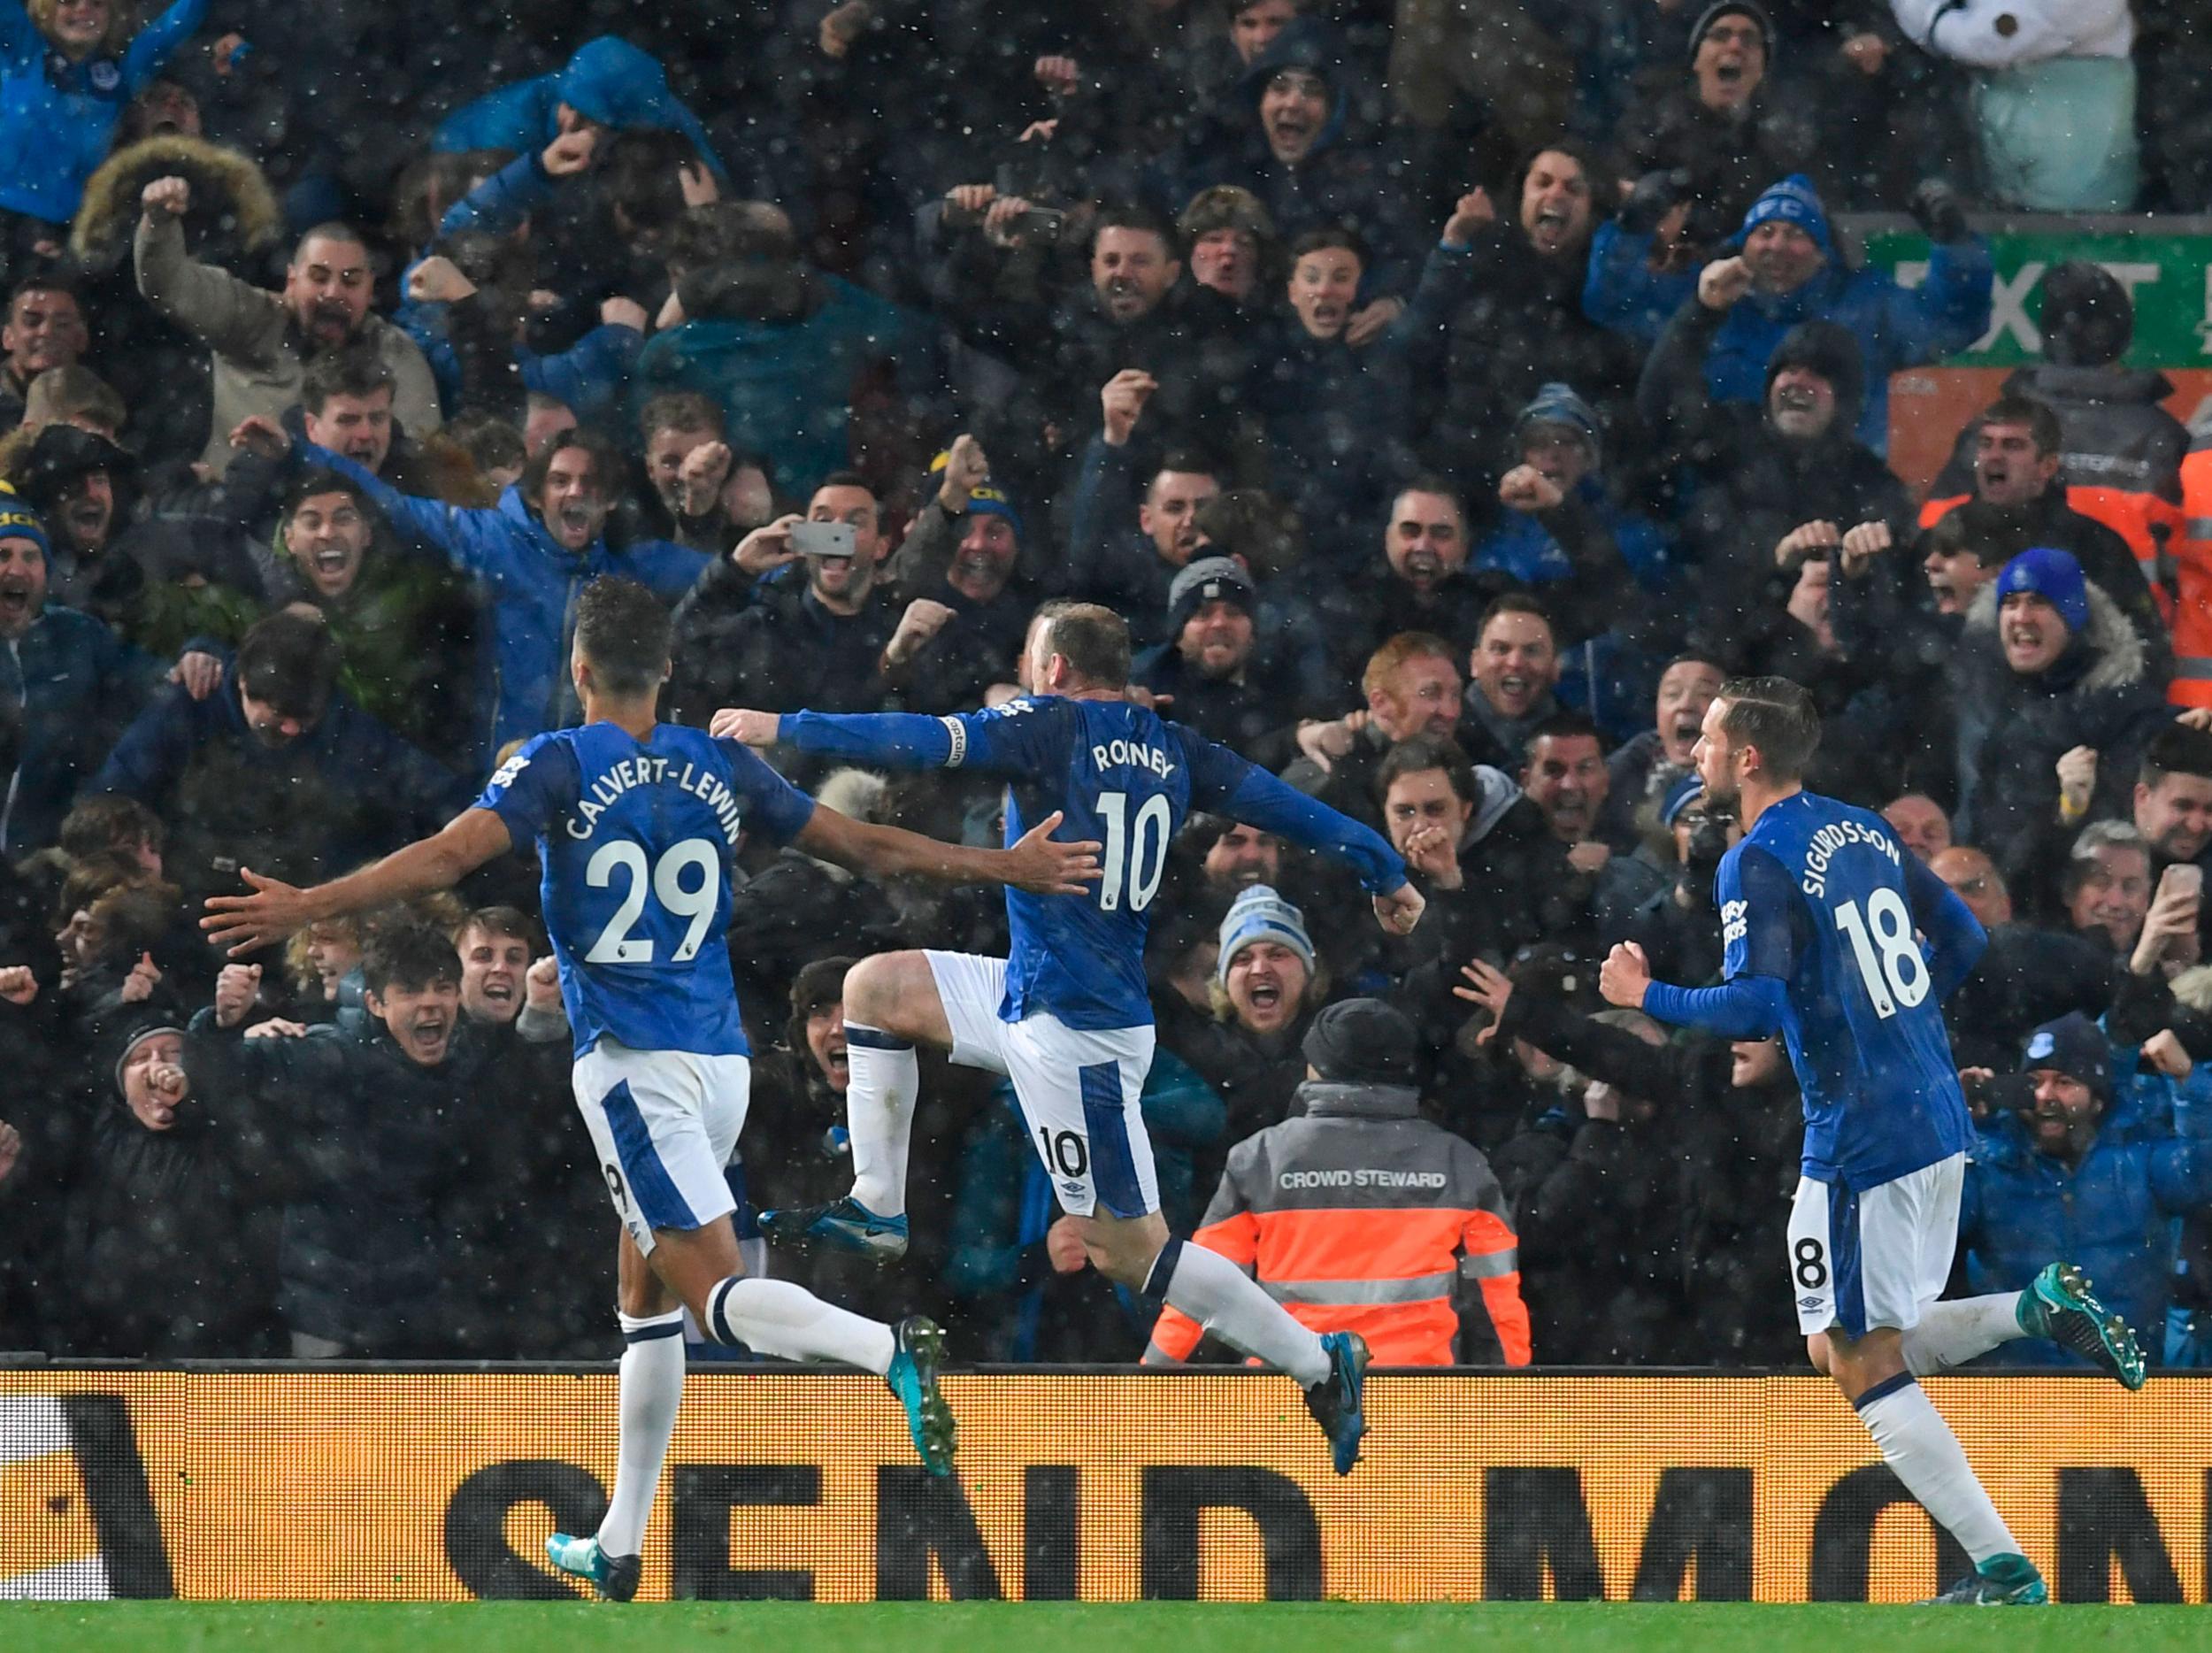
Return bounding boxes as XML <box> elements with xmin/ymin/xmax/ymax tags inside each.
<box><xmin>0</xmin><ymin>0</ymin><xmax>2209</xmax><ymax>1372</ymax></box>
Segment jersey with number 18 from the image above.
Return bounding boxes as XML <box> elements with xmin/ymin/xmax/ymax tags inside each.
<box><xmin>1717</xmin><ymin>790</ymin><xmax>1973</xmax><ymax>1193</ymax></box>
<box><xmin>474</xmin><ymin>722</ymin><xmax>817</xmax><ymax>1059</ymax></box>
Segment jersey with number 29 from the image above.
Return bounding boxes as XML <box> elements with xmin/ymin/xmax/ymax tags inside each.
<box><xmin>1717</xmin><ymin>790</ymin><xmax>1973</xmax><ymax>1192</ymax></box>
<box><xmin>474</xmin><ymin>721</ymin><xmax>817</xmax><ymax>1059</ymax></box>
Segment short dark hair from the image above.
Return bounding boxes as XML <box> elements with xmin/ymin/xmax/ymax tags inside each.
<box><xmin>600</xmin><ymin>127</ymin><xmax>705</xmax><ymax>239</ymax></box>
<box><xmin>1287</xmin><ymin>225</ymin><xmax>1367</xmax><ymax>267</ymax></box>
<box><xmin>58</xmin><ymin>795</ymin><xmax>164</xmax><ymax>862</ymax></box>
<box><xmin>520</xmin><ymin>426</ymin><xmax>625</xmax><ymax>504</ymax></box>
<box><xmin>456</xmin><ymin>904</ymin><xmax>540</xmax><ymax>950</ymax></box>
<box><xmin>442</xmin><ymin>411</ymin><xmax>526</xmax><ymax>479</ymax></box>
<box><xmin>1478</xmin><ymin>590</ymin><xmax>1555</xmax><ymax>641</ymax></box>
<box><xmin>1979</xmin><ymin>396</ymin><xmax>2063</xmax><ymax>458</ymax></box>
<box><xmin>1034</xmin><ymin>601</ymin><xmax>1131</xmax><ymax>689</ymax></box>
<box><xmin>1716</xmin><ymin>675</ymin><xmax>1821</xmax><ymax>782</ymax></box>
<box><xmin>1091</xmin><ymin>203</ymin><xmax>1179</xmax><ymax>259</ymax></box>
<box><xmin>7</xmin><ymin>272</ymin><xmax>84</xmax><ymax>314</ymax></box>
<box><xmin>1524</xmin><ymin>710</ymin><xmax>1606</xmax><ymax>763</ymax></box>
<box><xmin>283</xmin><ymin>466</ymin><xmax>372</xmax><ymax>519</ymax></box>
<box><xmin>1191</xmin><ymin>488</ymin><xmax>1302</xmax><ymax>576</ymax></box>
<box><xmin>573</xmin><ymin>576</ymin><xmax>672</xmax><ymax>699</ymax></box>
<box><xmin>363</xmin><ymin>921</ymin><xmax>463</xmax><ymax>996</ymax></box>
<box><xmin>1393</xmin><ymin>476</ymin><xmax>1466</xmax><ymax>518</ymax></box>
<box><xmin>1376</xmin><ymin>734</ymin><xmax>1479</xmax><ymax>807</ymax></box>
<box><xmin>294</xmin><ymin>220</ymin><xmax>369</xmax><ymax>260</ymax></box>
<box><xmin>301</xmin><ymin>347</ymin><xmax>396</xmax><ymax>416</ymax></box>
<box><xmin>236</xmin><ymin>611</ymin><xmax>340</xmax><ymax>721</ymax></box>
<box><xmin>2140</xmin><ymin>723</ymin><xmax>2212</xmax><ymax>790</ymax></box>
<box><xmin>637</xmin><ymin>390</ymin><xmax>723</xmax><ymax>445</ymax></box>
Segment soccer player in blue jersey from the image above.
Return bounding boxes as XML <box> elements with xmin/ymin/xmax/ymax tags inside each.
<box><xmin>713</xmin><ymin>602</ymin><xmax>1425</xmax><ymax>1472</ymax></box>
<box><xmin>203</xmin><ymin>578</ymin><xmax>1103</xmax><ymax>1602</ymax></box>
<box><xmin>1597</xmin><ymin>676</ymin><xmax>2147</xmax><ymax>1606</ymax></box>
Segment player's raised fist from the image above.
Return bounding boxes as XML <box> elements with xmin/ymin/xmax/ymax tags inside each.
<box><xmin>1598</xmin><ymin>942</ymin><xmax>1651</xmax><ymax>1009</ymax></box>
<box><xmin>709</xmin><ymin>707</ymin><xmax>780</xmax><ymax>746</ymax></box>
<box><xmin>142</xmin><ymin>176</ymin><xmax>190</xmax><ymax>218</ymax></box>
<box><xmin>1372</xmin><ymin>882</ymin><xmax>1425</xmax><ymax>935</ymax></box>
<box><xmin>1003</xmin><ymin>811</ymin><xmax>1104</xmax><ymax>896</ymax></box>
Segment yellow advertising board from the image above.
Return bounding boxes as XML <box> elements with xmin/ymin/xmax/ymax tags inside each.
<box><xmin>2</xmin><ymin>1369</ymin><xmax>2204</xmax><ymax>1603</ymax></box>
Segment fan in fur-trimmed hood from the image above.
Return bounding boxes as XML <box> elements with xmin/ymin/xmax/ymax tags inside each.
<box><xmin>70</xmin><ymin>134</ymin><xmax>285</xmax><ymax>273</ymax></box>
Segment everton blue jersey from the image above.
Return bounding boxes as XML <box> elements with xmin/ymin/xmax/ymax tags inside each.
<box><xmin>781</xmin><ymin>697</ymin><xmax>1406</xmax><ymax>1030</ymax></box>
<box><xmin>475</xmin><ymin>721</ymin><xmax>816</xmax><ymax>1059</ymax></box>
<box><xmin>1718</xmin><ymin>791</ymin><xmax>1974</xmax><ymax>1191</ymax></box>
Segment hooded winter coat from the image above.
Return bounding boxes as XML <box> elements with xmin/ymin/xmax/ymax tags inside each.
<box><xmin>431</xmin><ymin>35</ymin><xmax>726</xmax><ymax>183</ymax></box>
<box><xmin>298</xmin><ymin>444</ymin><xmax>706</xmax><ymax>762</ymax></box>
<box><xmin>1950</xmin><ymin>573</ymin><xmax>2172</xmax><ymax>863</ymax></box>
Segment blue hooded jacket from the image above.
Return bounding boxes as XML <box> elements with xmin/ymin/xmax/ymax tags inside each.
<box><xmin>431</xmin><ymin>36</ymin><xmax>726</xmax><ymax>183</ymax></box>
<box><xmin>1584</xmin><ymin>175</ymin><xmax>1993</xmax><ymax>452</ymax></box>
<box><xmin>1958</xmin><ymin>1046</ymin><xmax>2212</xmax><ymax>1371</ymax></box>
<box><xmin>0</xmin><ymin>599</ymin><xmax>155</xmax><ymax>856</ymax></box>
<box><xmin>0</xmin><ymin>0</ymin><xmax>207</xmax><ymax>223</ymax></box>
<box><xmin>300</xmin><ymin>444</ymin><xmax>707</xmax><ymax>761</ymax></box>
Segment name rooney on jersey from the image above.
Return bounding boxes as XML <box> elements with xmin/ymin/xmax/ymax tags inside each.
<box><xmin>558</xmin><ymin>756</ymin><xmax>747</xmax><ymax>844</ymax></box>
<box><xmin>1091</xmin><ymin>739</ymin><xmax>1177</xmax><ymax>779</ymax></box>
<box><xmin>1799</xmin><ymin>817</ymin><xmax>1901</xmax><ymax>899</ymax></box>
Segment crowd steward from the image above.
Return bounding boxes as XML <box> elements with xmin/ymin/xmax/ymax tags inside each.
<box><xmin>4</xmin><ymin>0</ymin><xmax>2212</xmax><ymax>1371</ymax></box>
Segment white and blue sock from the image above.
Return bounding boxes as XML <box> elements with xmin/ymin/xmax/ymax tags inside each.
<box><xmin>1145</xmin><ymin>1237</ymin><xmax>1330</xmax><ymax>1388</ymax></box>
<box><xmin>1855</xmin><ymin>1372</ymin><xmax>2020</xmax><ymax>1565</ymax></box>
<box><xmin>596</xmin><ymin>1308</ymin><xmax>684</xmax><ymax>1559</ymax></box>
<box><xmin>844</xmin><ymin>1026</ymin><xmax>918</xmax><ymax>1218</ymax></box>
<box><xmin>704</xmin><ymin>1276</ymin><xmax>895</xmax><ymax>1375</ymax></box>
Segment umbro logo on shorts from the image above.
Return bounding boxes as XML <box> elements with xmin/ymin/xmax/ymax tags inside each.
<box><xmin>1799</xmin><ymin>1295</ymin><xmax>1825</xmax><ymax>1311</ymax></box>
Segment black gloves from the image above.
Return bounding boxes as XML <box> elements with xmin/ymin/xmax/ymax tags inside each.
<box><xmin>1908</xmin><ymin>178</ymin><xmax>1970</xmax><ymax>244</ymax></box>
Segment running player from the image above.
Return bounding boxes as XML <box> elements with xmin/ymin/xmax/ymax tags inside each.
<box><xmin>1597</xmin><ymin>675</ymin><xmax>2146</xmax><ymax>1606</ymax></box>
<box><xmin>712</xmin><ymin>602</ymin><xmax>1424</xmax><ymax>1473</ymax></box>
<box><xmin>201</xmin><ymin>577</ymin><xmax>1102</xmax><ymax>1602</ymax></box>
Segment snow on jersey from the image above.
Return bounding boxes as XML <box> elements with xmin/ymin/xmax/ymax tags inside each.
<box><xmin>476</xmin><ymin>721</ymin><xmax>815</xmax><ymax>1058</ymax></box>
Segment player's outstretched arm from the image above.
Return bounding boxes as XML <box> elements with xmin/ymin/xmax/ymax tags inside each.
<box><xmin>713</xmin><ymin>706</ymin><xmax>977</xmax><ymax>771</ymax></box>
<box><xmin>796</xmin><ymin>806</ymin><xmax>1102</xmax><ymax>896</ymax></box>
<box><xmin>1200</xmin><ymin>752</ymin><xmax>1418</xmax><ymax>929</ymax></box>
<box><xmin>200</xmin><ymin>809</ymin><xmax>513</xmax><ymax>957</ymax></box>
<box><xmin>1604</xmin><ymin>941</ymin><xmax>1788</xmax><ymax>1039</ymax></box>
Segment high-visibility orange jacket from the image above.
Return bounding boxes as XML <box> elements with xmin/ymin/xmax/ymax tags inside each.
<box><xmin>1919</xmin><ymin>365</ymin><xmax>2188</xmax><ymax>581</ymax></box>
<box><xmin>1143</xmin><ymin>1080</ymin><xmax>1532</xmax><ymax>1367</ymax></box>
<box><xmin>2174</xmin><ymin>414</ymin><xmax>2212</xmax><ymax>708</ymax></box>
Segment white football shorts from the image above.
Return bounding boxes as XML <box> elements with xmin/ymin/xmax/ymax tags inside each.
<box><xmin>925</xmin><ymin>950</ymin><xmax>1159</xmax><ymax>1219</ymax></box>
<box><xmin>1786</xmin><ymin>1152</ymin><xmax>1964</xmax><ymax>1339</ymax></box>
<box><xmin>572</xmin><ymin>1038</ymin><xmax>750</xmax><ymax>1256</ymax></box>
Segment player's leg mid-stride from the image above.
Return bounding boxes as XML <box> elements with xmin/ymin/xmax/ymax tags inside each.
<box><xmin>764</xmin><ymin>950</ymin><xmax>1372</xmax><ymax>1474</ymax></box>
<box><xmin>1793</xmin><ymin>1161</ymin><xmax>2147</xmax><ymax>1607</ymax></box>
<box><xmin>550</xmin><ymin>1046</ymin><xmax>958</xmax><ymax>1603</ymax></box>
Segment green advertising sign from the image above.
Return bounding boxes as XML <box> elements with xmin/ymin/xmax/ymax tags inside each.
<box><xmin>1862</xmin><ymin>227</ymin><xmax>2212</xmax><ymax>369</ymax></box>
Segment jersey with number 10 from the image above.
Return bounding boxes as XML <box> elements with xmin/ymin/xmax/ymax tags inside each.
<box><xmin>1717</xmin><ymin>790</ymin><xmax>1974</xmax><ymax>1192</ymax></box>
<box><xmin>474</xmin><ymin>721</ymin><xmax>817</xmax><ymax>1059</ymax></box>
<box><xmin>780</xmin><ymin>696</ymin><xmax>1406</xmax><ymax>1030</ymax></box>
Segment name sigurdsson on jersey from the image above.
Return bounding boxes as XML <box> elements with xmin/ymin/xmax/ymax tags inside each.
<box><xmin>1799</xmin><ymin>817</ymin><xmax>1901</xmax><ymax>898</ymax></box>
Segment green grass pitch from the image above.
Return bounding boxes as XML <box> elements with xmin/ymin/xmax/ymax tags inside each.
<box><xmin>2</xmin><ymin>1602</ymin><xmax>2207</xmax><ymax>1652</ymax></box>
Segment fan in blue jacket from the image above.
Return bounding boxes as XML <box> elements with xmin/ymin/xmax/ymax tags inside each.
<box><xmin>1584</xmin><ymin>174</ymin><xmax>1992</xmax><ymax>453</ymax></box>
<box><xmin>1958</xmin><ymin>1013</ymin><xmax>2212</xmax><ymax>1372</ymax></box>
<box><xmin>0</xmin><ymin>0</ymin><xmax>207</xmax><ymax>232</ymax></box>
<box><xmin>430</xmin><ymin>35</ymin><xmax>726</xmax><ymax>186</ymax></box>
<box><xmin>268</xmin><ymin>423</ymin><xmax>707</xmax><ymax>762</ymax></box>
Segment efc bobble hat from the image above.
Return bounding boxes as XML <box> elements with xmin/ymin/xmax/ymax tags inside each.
<box><xmin>1217</xmin><ymin>884</ymin><xmax>1314</xmax><ymax>986</ymax></box>
<box><xmin>1734</xmin><ymin>173</ymin><xmax>1832</xmax><ymax>258</ymax></box>
<box><xmin>2019</xmin><ymin>1012</ymin><xmax>2110</xmax><ymax>1103</ymax></box>
<box><xmin>1995</xmin><ymin>546</ymin><xmax>2090</xmax><ymax>636</ymax></box>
